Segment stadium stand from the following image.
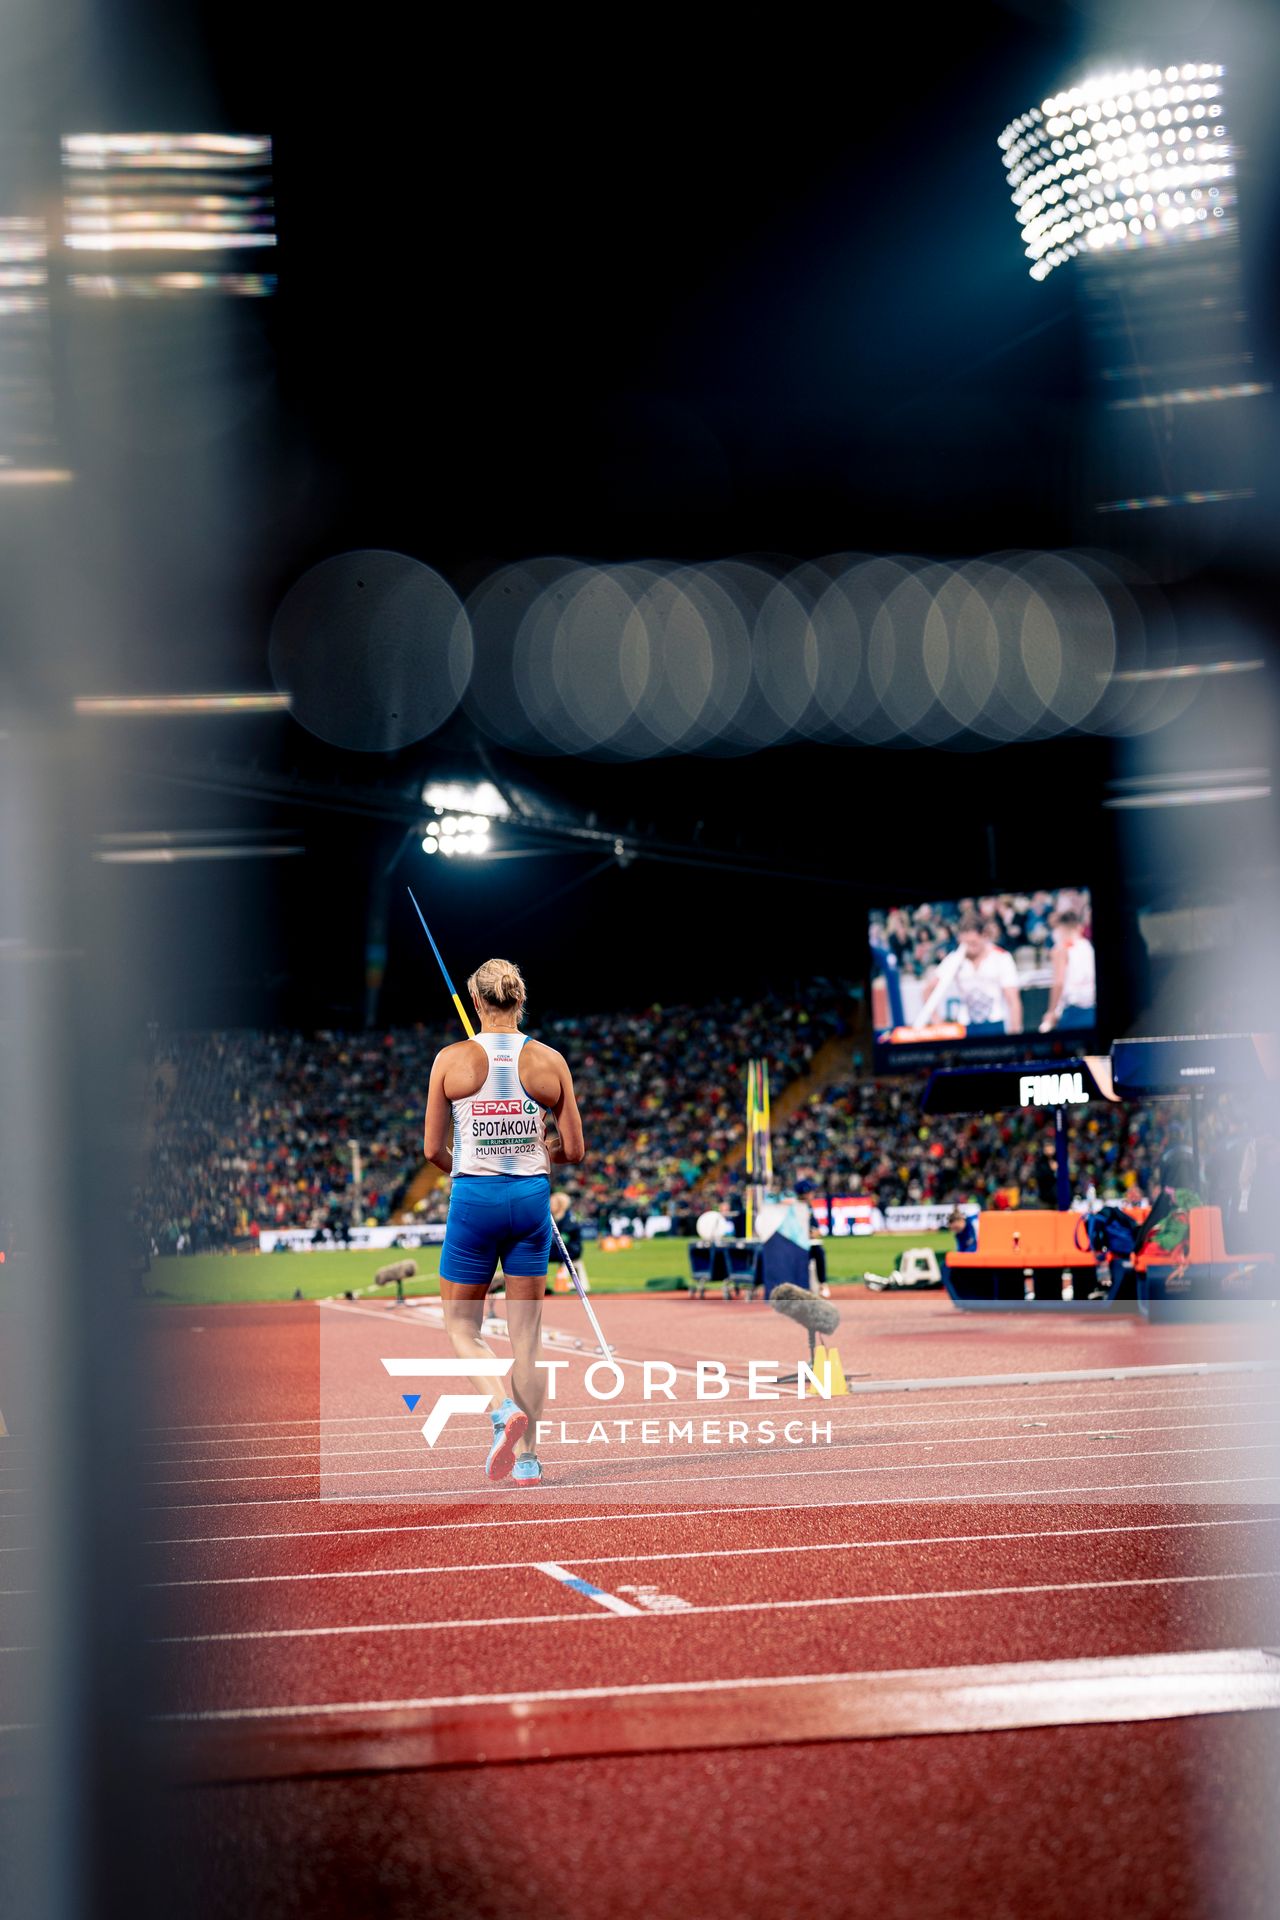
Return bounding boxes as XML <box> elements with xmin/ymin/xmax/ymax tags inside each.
<box><xmin>141</xmin><ymin>986</ymin><xmax>1258</xmax><ymax>1252</ymax></box>
<box><xmin>142</xmin><ymin>984</ymin><xmax>854</xmax><ymax>1250</ymax></box>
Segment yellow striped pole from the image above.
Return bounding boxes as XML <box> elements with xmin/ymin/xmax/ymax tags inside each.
<box><xmin>762</xmin><ymin>1060</ymin><xmax>773</xmax><ymax>1185</ymax></box>
<box><xmin>744</xmin><ymin>1059</ymin><xmax>756</xmax><ymax>1240</ymax></box>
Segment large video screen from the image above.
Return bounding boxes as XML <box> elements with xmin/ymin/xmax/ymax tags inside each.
<box><xmin>870</xmin><ymin>888</ymin><xmax>1095</xmax><ymax>1052</ymax></box>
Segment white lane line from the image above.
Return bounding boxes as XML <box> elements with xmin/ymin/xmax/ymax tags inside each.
<box><xmin>848</xmin><ymin>1362</ymin><xmax>1276</xmax><ymax>1394</ymax></box>
<box><xmin>327</xmin><ymin>1302</ymin><xmax>1280</xmax><ymax>1400</ymax></box>
<box><xmin>324</xmin><ymin>1298</ymin><xmax>721</xmax><ymax>1387</ymax></box>
<box><xmin>134</xmin><ymin>1364</ymin><xmax>1271</xmax><ymax>1439</ymax></box>
<box><xmin>136</xmin><ymin>1394</ymin><xmax>1280</xmax><ymax>1466</ymax></box>
<box><xmin>133</xmin><ymin>1415</ymin><xmax>1280</xmax><ymax>1488</ymax></box>
<box><xmin>139</xmin><ymin>1515</ymin><xmax>1280</xmax><ymax>1592</ymax></box>
<box><xmin>533</xmin><ymin>1562</ymin><xmax>644</xmax><ymax>1615</ymax></box>
<box><xmin>143</xmin><ymin>1470</ymin><xmax>1280</xmax><ymax>1545</ymax></box>
<box><xmin>150</xmin><ymin>1647</ymin><xmax>1280</xmax><ymax>1726</ymax></box>
<box><xmin>139</xmin><ymin>1436</ymin><xmax>1280</xmax><ymax>1510</ymax></box>
<box><xmin>145</xmin><ymin>1568</ymin><xmax>1280</xmax><ymax>1649</ymax></box>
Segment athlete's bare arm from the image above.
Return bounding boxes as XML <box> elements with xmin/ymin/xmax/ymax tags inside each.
<box><xmin>916</xmin><ymin>955</ymin><xmax>952</xmax><ymax>1026</ymax></box>
<box><xmin>1040</xmin><ymin>942</ymin><xmax>1067</xmax><ymax>1031</ymax></box>
<box><xmin>519</xmin><ymin>1041</ymin><xmax>585</xmax><ymax>1165</ymax></box>
<box><xmin>1004</xmin><ymin>985</ymin><xmax>1024</xmax><ymax>1034</ymax></box>
<box><xmin>423</xmin><ymin>1040</ymin><xmax>488</xmax><ymax>1173</ymax></box>
<box><xmin>548</xmin><ymin>1055</ymin><xmax>585</xmax><ymax>1165</ymax></box>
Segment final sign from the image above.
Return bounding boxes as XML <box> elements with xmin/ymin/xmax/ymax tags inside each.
<box><xmin>921</xmin><ymin>1058</ymin><xmax>1114</xmax><ymax>1117</ymax></box>
<box><xmin>1018</xmin><ymin>1071</ymin><xmax>1088</xmax><ymax>1108</ymax></box>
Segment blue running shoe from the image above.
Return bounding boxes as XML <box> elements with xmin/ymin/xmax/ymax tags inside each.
<box><xmin>485</xmin><ymin>1398</ymin><xmax>528</xmax><ymax>1480</ymax></box>
<box><xmin>511</xmin><ymin>1453</ymin><xmax>543</xmax><ymax>1486</ymax></box>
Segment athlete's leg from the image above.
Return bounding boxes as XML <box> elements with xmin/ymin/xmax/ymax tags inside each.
<box><xmin>502</xmin><ymin>1274</ymin><xmax>546</xmax><ymax>1455</ymax></box>
<box><xmin>439</xmin><ymin>1280</ymin><xmax>507</xmax><ymax>1408</ymax></box>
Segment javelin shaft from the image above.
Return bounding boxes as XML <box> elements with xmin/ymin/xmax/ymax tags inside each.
<box><xmin>407</xmin><ymin>886</ymin><xmax>612</xmax><ymax>1355</ymax></box>
<box><xmin>550</xmin><ymin>1216</ymin><xmax>612</xmax><ymax>1354</ymax></box>
<box><xmin>407</xmin><ymin>886</ymin><xmax>476</xmax><ymax>1037</ymax></box>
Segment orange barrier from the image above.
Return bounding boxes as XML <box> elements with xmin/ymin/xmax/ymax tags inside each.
<box><xmin>1137</xmin><ymin>1205</ymin><xmax>1274</xmax><ymax>1271</ymax></box>
<box><xmin>948</xmin><ymin>1210</ymin><xmax>1099</xmax><ymax>1271</ymax></box>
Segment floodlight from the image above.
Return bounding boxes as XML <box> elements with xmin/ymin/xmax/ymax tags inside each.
<box><xmin>998</xmin><ymin>64</ymin><xmax>1235</xmax><ymax>280</ymax></box>
<box><xmin>420</xmin><ymin>779</ymin><xmax>509</xmax><ymax>818</ymax></box>
<box><xmin>420</xmin><ymin>810</ymin><xmax>493</xmax><ymax>858</ymax></box>
<box><xmin>60</xmin><ymin>134</ymin><xmax>277</xmax><ymax>299</ymax></box>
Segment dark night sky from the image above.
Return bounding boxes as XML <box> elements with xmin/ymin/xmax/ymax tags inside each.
<box><xmin>19</xmin><ymin>0</ymin><xmax>1279</xmax><ymax>1029</ymax></box>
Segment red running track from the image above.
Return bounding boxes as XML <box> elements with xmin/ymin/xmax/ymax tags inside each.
<box><xmin>2</xmin><ymin>1293</ymin><xmax>1279</xmax><ymax>1918</ymax></box>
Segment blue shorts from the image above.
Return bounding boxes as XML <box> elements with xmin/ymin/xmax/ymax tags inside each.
<box><xmin>441</xmin><ymin>1173</ymin><xmax>553</xmax><ymax>1287</ymax></box>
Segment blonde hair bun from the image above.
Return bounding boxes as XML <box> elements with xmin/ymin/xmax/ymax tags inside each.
<box><xmin>468</xmin><ymin>956</ymin><xmax>526</xmax><ymax>1012</ymax></box>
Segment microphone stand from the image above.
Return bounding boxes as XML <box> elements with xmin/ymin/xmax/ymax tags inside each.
<box><xmin>776</xmin><ymin>1323</ymin><xmax>817</xmax><ymax>1388</ymax></box>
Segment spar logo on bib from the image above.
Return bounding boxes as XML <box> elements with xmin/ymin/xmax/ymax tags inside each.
<box><xmin>474</xmin><ymin>1098</ymin><xmax>525</xmax><ymax>1117</ymax></box>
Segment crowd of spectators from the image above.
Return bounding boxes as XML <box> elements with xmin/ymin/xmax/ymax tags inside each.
<box><xmin>143</xmin><ymin>982</ymin><xmax>854</xmax><ymax>1251</ymax></box>
<box><xmin>142</xmin><ymin>976</ymin><xmax>1253</xmax><ymax>1252</ymax></box>
<box><xmin>145</xmin><ymin>1029</ymin><xmax>445</xmax><ymax>1253</ymax></box>
<box><xmin>765</xmin><ymin>1077</ymin><xmax>1245</xmax><ymax>1213</ymax></box>
<box><xmin>537</xmin><ymin>985</ymin><xmax>850</xmax><ymax>1219</ymax></box>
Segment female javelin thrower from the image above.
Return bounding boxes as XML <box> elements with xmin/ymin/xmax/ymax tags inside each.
<box><xmin>423</xmin><ymin>958</ymin><xmax>584</xmax><ymax>1485</ymax></box>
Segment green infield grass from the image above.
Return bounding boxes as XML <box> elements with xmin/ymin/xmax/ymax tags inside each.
<box><xmin>141</xmin><ymin>1232</ymin><xmax>955</xmax><ymax>1306</ymax></box>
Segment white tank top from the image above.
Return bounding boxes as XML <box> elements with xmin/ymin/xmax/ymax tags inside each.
<box><xmin>451</xmin><ymin>1033</ymin><xmax>549</xmax><ymax>1178</ymax></box>
<box><xmin>1061</xmin><ymin>935</ymin><xmax>1096</xmax><ymax>1010</ymax></box>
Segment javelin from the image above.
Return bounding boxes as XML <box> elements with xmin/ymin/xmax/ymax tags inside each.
<box><xmin>406</xmin><ymin>885</ymin><xmax>614</xmax><ymax>1358</ymax></box>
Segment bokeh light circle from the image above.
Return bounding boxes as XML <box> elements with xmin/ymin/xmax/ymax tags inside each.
<box><xmin>269</xmin><ymin>549</ymin><xmax>471</xmax><ymax>753</ymax></box>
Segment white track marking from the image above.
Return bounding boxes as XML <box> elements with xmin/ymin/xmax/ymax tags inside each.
<box><xmin>848</xmin><ymin>1363</ymin><xmax>1275</xmax><ymax>1394</ymax></box>
<box><xmin>326</xmin><ymin>1300</ymin><xmax>1279</xmax><ymax>1400</ymax></box>
<box><xmin>152</xmin><ymin>1647</ymin><xmax>1280</xmax><ymax>1724</ymax></box>
<box><xmin>143</xmin><ymin>1470</ymin><xmax>1280</xmax><ymax>1543</ymax></box>
<box><xmin>146</xmin><ymin>1568</ymin><xmax>1280</xmax><ymax>1648</ymax></box>
<box><xmin>132</xmin><ymin>1397</ymin><xmax>1280</xmax><ymax>1466</ymax></box>
<box><xmin>130</xmin><ymin>1359</ymin><xmax>1274</xmax><ymax>1436</ymax></box>
<box><xmin>533</xmin><ymin>1562</ymin><xmax>644</xmax><ymax>1615</ymax></box>
<box><xmin>323</xmin><ymin>1298</ymin><xmax>723</xmax><ymax>1387</ymax></box>
<box><xmin>138</xmin><ymin>1436</ymin><xmax>1280</xmax><ymax>1511</ymax></box>
<box><xmin>133</xmin><ymin>1414</ymin><xmax>1280</xmax><ymax>1488</ymax></box>
<box><xmin>134</xmin><ymin>1393</ymin><xmax>1280</xmax><ymax>1466</ymax></box>
<box><xmin>139</xmin><ymin>1515</ymin><xmax>1280</xmax><ymax>1591</ymax></box>
<box><xmin>144</xmin><ymin>1390</ymin><xmax>1268</xmax><ymax>1455</ymax></box>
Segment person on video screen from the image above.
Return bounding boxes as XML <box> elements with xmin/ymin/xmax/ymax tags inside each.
<box><xmin>1039</xmin><ymin>909</ymin><xmax>1096</xmax><ymax>1033</ymax></box>
<box><xmin>917</xmin><ymin>914</ymin><xmax>1023</xmax><ymax>1034</ymax></box>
